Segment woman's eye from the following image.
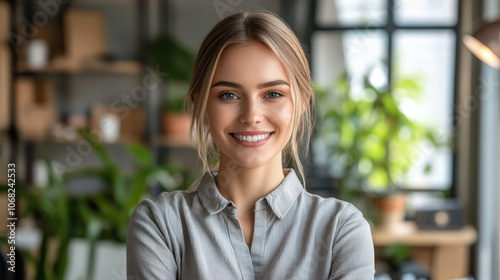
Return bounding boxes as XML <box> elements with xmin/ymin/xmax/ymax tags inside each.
<box><xmin>219</xmin><ymin>92</ymin><xmax>238</xmax><ymax>100</ymax></box>
<box><xmin>266</xmin><ymin>91</ymin><xmax>283</xmax><ymax>99</ymax></box>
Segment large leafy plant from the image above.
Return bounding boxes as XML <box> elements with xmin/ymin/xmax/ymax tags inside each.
<box><xmin>1</xmin><ymin>129</ymin><xmax>191</xmax><ymax>280</ymax></box>
<box><xmin>315</xmin><ymin>67</ymin><xmax>445</xmax><ymax>201</ymax></box>
<box><xmin>144</xmin><ymin>35</ymin><xmax>195</xmax><ymax>113</ymax></box>
<box><xmin>62</xmin><ymin>129</ymin><xmax>190</xmax><ymax>278</ymax></box>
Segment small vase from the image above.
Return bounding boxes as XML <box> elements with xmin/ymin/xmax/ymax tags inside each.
<box><xmin>375</xmin><ymin>193</ymin><xmax>408</xmax><ymax>233</ymax></box>
<box><xmin>162</xmin><ymin>112</ymin><xmax>191</xmax><ymax>143</ymax></box>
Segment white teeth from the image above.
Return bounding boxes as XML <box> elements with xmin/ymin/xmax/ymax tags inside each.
<box><xmin>234</xmin><ymin>133</ymin><xmax>271</xmax><ymax>142</ymax></box>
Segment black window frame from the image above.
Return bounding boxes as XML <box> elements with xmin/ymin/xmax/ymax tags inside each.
<box><xmin>283</xmin><ymin>0</ymin><xmax>463</xmax><ymax>196</ymax></box>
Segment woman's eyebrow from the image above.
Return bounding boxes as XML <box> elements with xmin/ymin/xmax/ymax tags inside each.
<box><xmin>257</xmin><ymin>80</ymin><xmax>290</xmax><ymax>89</ymax></box>
<box><xmin>211</xmin><ymin>80</ymin><xmax>290</xmax><ymax>89</ymax></box>
<box><xmin>211</xmin><ymin>81</ymin><xmax>243</xmax><ymax>89</ymax></box>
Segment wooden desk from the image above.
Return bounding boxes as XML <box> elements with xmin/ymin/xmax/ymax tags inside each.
<box><xmin>372</xmin><ymin>223</ymin><xmax>477</xmax><ymax>280</ymax></box>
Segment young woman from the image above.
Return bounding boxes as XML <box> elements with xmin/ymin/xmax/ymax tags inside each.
<box><xmin>127</xmin><ymin>11</ymin><xmax>374</xmax><ymax>279</ymax></box>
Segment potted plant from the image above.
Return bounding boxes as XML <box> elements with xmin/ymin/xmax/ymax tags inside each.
<box><xmin>144</xmin><ymin>35</ymin><xmax>195</xmax><ymax>143</ymax></box>
<box><xmin>0</xmin><ymin>129</ymin><xmax>191</xmax><ymax>279</ymax></box>
<box><xmin>61</xmin><ymin>129</ymin><xmax>191</xmax><ymax>279</ymax></box>
<box><xmin>161</xmin><ymin>82</ymin><xmax>192</xmax><ymax>143</ymax></box>
<box><xmin>380</xmin><ymin>243</ymin><xmax>430</xmax><ymax>279</ymax></box>
<box><xmin>315</xmin><ymin>66</ymin><xmax>446</xmax><ymax>230</ymax></box>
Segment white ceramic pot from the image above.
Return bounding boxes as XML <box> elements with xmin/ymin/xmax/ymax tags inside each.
<box><xmin>27</xmin><ymin>39</ymin><xmax>49</xmax><ymax>69</ymax></box>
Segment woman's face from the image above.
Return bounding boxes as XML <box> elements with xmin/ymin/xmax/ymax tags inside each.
<box><xmin>207</xmin><ymin>42</ymin><xmax>294</xmax><ymax>170</ymax></box>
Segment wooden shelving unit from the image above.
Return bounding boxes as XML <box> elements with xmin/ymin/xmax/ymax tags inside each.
<box><xmin>5</xmin><ymin>0</ymin><xmax>183</xmax><ymax>189</ymax></box>
<box><xmin>151</xmin><ymin>135</ymin><xmax>194</xmax><ymax>148</ymax></box>
<box><xmin>16</xmin><ymin>59</ymin><xmax>143</xmax><ymax>74</ymax></box>
<box><xmin>372</xmin><ymin>222</ymin><xmax>477</xmax><ymax>280</ymax></box>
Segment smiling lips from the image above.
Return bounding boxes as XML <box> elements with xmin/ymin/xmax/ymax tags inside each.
<box><xmin>233</xmin><ymin>133</ymin><xmax>271</xmax><ymax>142</ymax></box>
<box><xmin>230</xmin><ymin>132</ymin><xmax>273</xmax><ymax>147</ymax></box>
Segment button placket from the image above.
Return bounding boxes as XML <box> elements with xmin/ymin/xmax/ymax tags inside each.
<box><xmin>224</xmin><ymin>205</ymin><xmax>255</xmax><ymax>280</ymax></box>
<box><xmin>251</xmin><ymin>200</ymin><xmax>271</xmax><ymax>278</ymax></box>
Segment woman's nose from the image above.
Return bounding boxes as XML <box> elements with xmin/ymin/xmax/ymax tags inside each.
<box><xmin>239</xmin><ymin>98</ymin><xmax>263</xmax><ymax>125</ymax></box>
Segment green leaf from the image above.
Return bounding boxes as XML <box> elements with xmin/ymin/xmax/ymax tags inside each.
<box><xmin>424</xmin><ymin>162</ymin><xmax>432</xmax><ymax>173</ymax></box>
<box><xmin>112</xmin><ymin>173</ymin><xmax>128</xmax><ymax>208</ymax></box>
<box><xmin>79</xmin><ymin>129</ymin><xmax>117</xmax><ymax>171</ymax></box>
<box><xmin>368</xmin><ymin>167</ymin><xmax>389</xmax><ymax>190</ymax></box>
<box><xmin>85</xmin><ymin>218</ymin><xmax>105</xmax><ymax>280</ymax></box>
<box><xmin>127</xmin><ymin>144</ymin><xmax>153</xmax><ymax>167</ymax></box>
<box><xmin>42</xmin><ymin>157</ymin><xmax>70</xmax><ymax>235</ymax></box>
<box><xmin>145</xmin><ymin>35</ymin><xmax>195</xmax><ymax>83</ymax></box>
<box><xmin>381</xmin><ymin>94</ymin><xmax>399</xmax><ymax>116</ymax></box>
<box><xmin>339</xmin><ymin>119</ymin><xmax>355</xmax><ymax>148</ymax></box>
<box><xmin>126</xmin><ymin>169</ymin><xmax>150</xmax><ymax>213</ymax></box>
<box><xmin>91</xmin><ymin>195</ymin><xmax>123</xmax><ymax>229</ymax></box>
<box><xmin>384</xmin><ymin>243</ymin><xmax>411</xmax><ymax>264</ymax></box>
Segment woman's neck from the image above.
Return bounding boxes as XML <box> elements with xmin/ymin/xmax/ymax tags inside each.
<box><xmin>216</xmin><ymin>155</ymin><xmax>286</xmax><ymax>215</ymax></box>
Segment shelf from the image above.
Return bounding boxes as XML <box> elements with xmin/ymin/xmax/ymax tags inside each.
<box><xmin>19</xmin><ymin>136</ymin><xmax>144</xmax><ymax>146</ymax></box>
<box><xmin>19</xmin><ymin>135</ymin><xmax>196</xmax><ymax>148</ymax></box>
<box><xmin>16</xmin><ymin>59</ymin><xmax>143</xmax><ymax>74</ymax></box>
<box><xmin>19</xmin><ymin>136</ymin><xmax>195</xmax><ymax>149</ymax></box>
<box><xmin>372</xmin><ymin>222</ymin><xmax>477</xmax><ymax>246</ymax></box>
<box><xmin>372</xmin><ymin>222</ymin><xmax>477</xmax><ymax>280</ymax></box>
<box><xmin>152</xmin><ymin>135</ymin><xmax>194</xmax><ymax>148</ymax></box>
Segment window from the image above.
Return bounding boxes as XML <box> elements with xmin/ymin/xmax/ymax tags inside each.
<box><xmin>308</xmin><ymin>0</ymin><xmax>460</xmax><ymax>191</ymax></box>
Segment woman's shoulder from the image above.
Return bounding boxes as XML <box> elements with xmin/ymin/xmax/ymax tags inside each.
<box><xmin>130</xmin><ymin>190</ymin><xmax>199</xmax><ymax>222</ymax></box>
<box><xmin>301</xmin><ymin>190</ymin><xmax>357</xmax><ymax>211</ymax></box>
<box><xmin>298</xmin><ymin>191</ymin><xmax>368</xmax><ymax>226</ymax></box>
<box><xmin>130</xmin><ymin>171</ymin><xmax>222</xmax><ymax>222</ymax></box>
<box><xmin>153</xmin><ymin>189</ymin><xmax>198</xmax><ymax>206</ymax></box>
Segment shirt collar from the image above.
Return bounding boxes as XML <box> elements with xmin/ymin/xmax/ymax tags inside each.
<box><xmin>196</xmin><ymin>171</ymin><xmax>232</xmax><ymax>215</ymax></box>
<box><xmin>196</xmin><ymin>169</ymin><xmax>304</xmax><ymax>219</ymax></box>
<box><xmin>264</xmin><ymin>169</ymin><xmax>304</xmax><ymax>219</ymax></box>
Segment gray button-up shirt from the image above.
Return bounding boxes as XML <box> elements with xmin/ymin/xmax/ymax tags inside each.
<box><xmin>127</xmin><ymin>169</ymin><xmax>375</xmax><ymax>279</ymax></box>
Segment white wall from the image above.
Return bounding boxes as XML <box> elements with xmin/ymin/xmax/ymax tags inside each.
<box><xmin>476</xmin><ymin>1</ymin><xmax>500</xmax><ymax>279</ymax></box>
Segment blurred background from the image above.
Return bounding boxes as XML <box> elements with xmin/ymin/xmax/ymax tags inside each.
<box><xmin>0</xmin><ymin>0</ymin><xmax>498</xmax><ymax>279</ymax></box>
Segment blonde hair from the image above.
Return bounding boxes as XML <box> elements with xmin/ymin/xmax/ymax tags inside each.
<box><xmin>187</xmin><ymin>11</ymin><xmax>315</xmax><ymax>186</ymax></box>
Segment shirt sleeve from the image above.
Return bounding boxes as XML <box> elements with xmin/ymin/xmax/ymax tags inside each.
<box><xmin>329</xmin><ymin>204</ymin><xmax>375</xmax><ymax>280</ymax></box>
<box><xmin>127</xmin><ymin>198</ymin><xmax>177</xmax><ymax>280</ymax></box>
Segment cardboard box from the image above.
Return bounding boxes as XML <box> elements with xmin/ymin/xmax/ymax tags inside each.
<box><xmin>15</xmin><ymin>78</ymin><xmax>57</xmax><ymax>140</ymax></box>
<box><xmin>120</xmin><ymin>108</ymin><xmax>146</xmax><ymax>142</ymax></box>
<box><xmin>44</xmin><ymin>10</ymin><xmax>107</xmax><ymax>71</ymax></box>
<box><xmin>0</xmin><ymin>44</ymin><xmax>11</xmax><ymax>131</ymax></box>
<box><xmin>0</xmin><ymin>2</ymin><xmax>10</xmax><ymax>42</ymax></box>
<box><xmin>64</xmin><ymin>10</ymin><xmax>106</xmax><ymax>61</ymax></box>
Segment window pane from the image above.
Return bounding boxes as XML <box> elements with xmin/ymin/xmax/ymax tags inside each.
<box><xmin>392</xmin><ymin>30</ymin><xmax>455</xmax><ymax>189</ymax></box>
<box><xmin>394</xmin><ymin>0</ymin><xmax>458</xmax><ymax>26</ymax></box>
<box><xmin>312</xmin><ymin>31</ymin><xmax>388</xmax><ymax>87</ymax></box>
<box><xmin>317</xmin><ymin>0</ymin><xmax>387</xmax><ymax>26</ymax></box>
<box><xmin>312</xmin><ymin>31</ymin><xmax>388</xmax><ymax>176</ymax></box>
